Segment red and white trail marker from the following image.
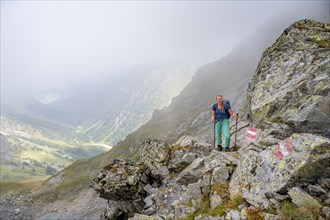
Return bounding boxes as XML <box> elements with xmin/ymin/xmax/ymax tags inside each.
<box><xmin>274</xmin><ymin>138</ymin><xmax>294</xmax><ymax>160</ymax></box>
<box><xmin>246</xmin><ymin>128</ymin><xmax>257</xmax><ymax>141</ymax></box>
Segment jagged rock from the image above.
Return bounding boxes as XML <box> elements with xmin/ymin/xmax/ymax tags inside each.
<box><xmin>92</xmin><ymin>159</ymin><xmax>162</xmax><ymax>218</ymax></box>
<box><xmin>195</xmin><ymin>214</ymin><xmax>224</xmax><ymax>220</ymax></box>
<box><xmin>210</xmin><ymin>193</ymin><xmax>223</xmax><ymax>209</ymax></box>
<box><xmin>205</xmin><ymin>151</ymin><xmax>238</xmax><ymax>173</ymax></box>
<box><xmin>308</xmin><ymin>184</ymin><xmax>327</xmax><ymax>196</ymax></box>
<box><xmin>174</xmin><ymin>206</ymin><xmax>196</xmax><ymax>219</ymax></box>
<box><xmin>181</xmin><ymin>153</ymin><xmax>197</xmax><ymax>164</ymax></box>
<box><xmin>244</xmin><ymin>19</ymin><xmax>330</xmax><ymax>138</ymax></box>
<box><xmin>144</xmin><ymin>184</ymin><xmax>158</xmax><ymax>195</ymax></box>
<box><xmin>169</xmin><ymin>136</ymin><xmax>213</xmax><ymax>173</ymax></box>
<box><xmin>144</xmin><ymin>196</ymin><xmax>154</xmax><ymax>209</ymax></box>
<box><xmin>176</xmin><ymin>158</ymin><xmax>204</xmax><ymax>185</ymax></box>
<box><xmin>101</xmin><ymin>204</ymin><xmax>128</xmax><ymax>220</ymax></box>
<box><xmin>262</xmin><ymin>213</ymin><xmax>281</xmax><ymax>220</ymax></box>
<box><xmin>225</xmin><ymin>209</ymin><xmax>242</xmax><ymax>220</ymax></box>
<box><xmin>230</xmin><ymin>133</ymin><xmax>330</xmax><ymax>198</ymax></box>
<box><xmin>92</xmin><ymin>159</ymin><xmax>152</xmax><ymax>201</ymax></box>
<box><xmin>243</xmin><ymin>191</ymin><xmax>271</xmax><ymax>210</ymax></box>
<box><xmin>140</xmin><ymin>139</ymin><xmax>170</xmax><ymax>177</ymax></box>
<box><xmin>322</xmin><ymin>206</ymin><xmax>330</xmax><ymax>219</ymax></box>
<box><xmin>185</xmin><ymin>182</ymin><xmax>202</xmax><ymax>201</ymax></box>
<box><xmin>288</xmin><ymin>187</ymin><xmax>322</xmax><ymax>208</ymax></box>
<box><xmin>319</xmin><ymin>178</ymin><xmax>330</xmax><ymax>190</ymax></box>
<box><xmin>264</xmin><ymin>192</ymin><xmax>289</xmax><ymax>201</ymax></box>
<box><xmin>128</xmin><ymin>213</ymin><xmax>160</xmax><ymax>220</ymax></box>
<box><xmin>174</xmin><ymin>135</ymin><xmax>198</xmax><ymax>148</ymax></box>
<box><xmin>211</xmin><ymin>166</ymin><xmax>230</xmax><ymax>186</ymax></box>
<box><xmin>268</xmin><ymin>198</ymin><xmax>281</xmax><ymax>210</ymax></box>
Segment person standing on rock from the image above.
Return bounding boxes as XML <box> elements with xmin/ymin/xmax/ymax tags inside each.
<box><xmin>211</xmin><ymin>95</ymin><xmax>238</xmax><ymax>152</ymax></box>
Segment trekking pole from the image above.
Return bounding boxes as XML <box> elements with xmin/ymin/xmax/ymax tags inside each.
<box><xmin>234</xmin><ymin>113</ymin><xmax>239</xmax><ymax>148</ymax></box>
<box><xmin>213</xmin><ymin>121</ymin><xmax>216</xmax><ymax>149</ymax></box>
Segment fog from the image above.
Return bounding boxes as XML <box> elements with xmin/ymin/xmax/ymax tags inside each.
<box><xmin>1</xmin><ymin>1</ymin><xmax>329</xmax><ymax>102</ymax></box>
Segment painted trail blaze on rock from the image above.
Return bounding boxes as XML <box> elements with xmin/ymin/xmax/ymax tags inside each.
<box><xmin>274</xmin><ymin>138</ymin><xmax>294</xmax><ymax>160</ymax></box>
<box><xmin>246</xmin><ymin>128</ymin><xmax>257</xmax><ymax>141</ymax></box>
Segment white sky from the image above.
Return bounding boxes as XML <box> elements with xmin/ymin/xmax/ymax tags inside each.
<box><xmin>1</xmin><ymin>1</ymin><xmax>329</xmax><ymax>98</ymax></box>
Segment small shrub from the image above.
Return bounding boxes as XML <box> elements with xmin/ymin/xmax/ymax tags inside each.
<box><xmin>207</xmin><ymin>203</ymin><xmax>226</xmax><ymax>216</ymax></box>
<box><xmin>122</xmin><ymin>171</ymin><xmax>129</xmax><ymax>179</ymax></box>
<box><xmin>211</xmin><ymin>182</ymin><xmax>229</xmax><ymax>198</ymax></box>
<box><xmin>279</xmin><ymin>200</ymin><xmax>315</xmax><ymax>220</ymax></box>
<box><xmin>226</xmin><ymin>194</ymin><xmax>244</xmax><ymax>209</ymax></box>
<box><xmin>246</xmin><ymin>207</ymin><xmax>263</xmax><ymax>220</ymax></box>
<box><xmin>180</xmin><ymin>195</ymin><xmax>227</xmax><ymax>219</ymax></box>
<box><xmin>45</xmin><ymin>166</ymin><xmax>57</xmax><ymax>175</ymax></box>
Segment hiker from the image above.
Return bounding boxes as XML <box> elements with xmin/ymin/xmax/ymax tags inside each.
<box><xmin>211</xmin><ymin>95</ymin><xmax>239</xmax><ymax>152</ymax></box>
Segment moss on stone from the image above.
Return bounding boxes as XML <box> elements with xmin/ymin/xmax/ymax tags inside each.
<box><xmin>169</xmin><ymin>144</ymin><xmax>192</xmax><ymax>152</ymax></box>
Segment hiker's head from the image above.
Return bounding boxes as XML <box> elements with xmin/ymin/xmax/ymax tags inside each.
<box><xmin>216</xmin><ymin>95</ymin><xmax>223</xmax><ymax>103</ymax></box>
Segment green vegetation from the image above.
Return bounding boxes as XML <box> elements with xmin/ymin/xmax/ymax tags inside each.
<box><xmin>0</xmin><ymin>163</ymin><xmax>48</xmax><ymax>182</ymax></box>
<box><xmin>180</xmin><ymin>195</ymin><xmax>226</xmax><ymax>220</ymax></box>
<box><xmin>180</xmin><ymin>184</ymin><xmax>245</xmax><ymax>219</ymax></box>
<box><xmin>64</xmin><ymin>145</ymin><xmax>106</xmax><ymax>160</ymax></box>
<box><xmin>246</xmin><ymin>207</ymin><xmax>263</xmax><ymax>220</ymax></box>
<box><xmin>32</xmin><ymin>156</ymin><xmax>101</xmax><ymax>203</ymax></box>
<box><xmin>311</xmin><ymin>37</ymin><xmax>330</xmax><ymax>48</ymax></box>
<box><xmin>226</xmin><ymin>194</ymin><xmax>244</xmax><ymax>210</ymax></box>
<box><xmin>0</xmin><ymin>177</ymin><xmax>48</xmax><ymax>195</ymax></box>
<box><xmin>169</xmin><ymin>145</ymin><xmax>193</xmax><ymax>152</ymax></box>
<box><xmin>279</xmin><ymin>200</ymin><xmax>321</xmax><ymax>220</ymax></box>
<box><xmin>0</xmin><ymin>117</ymin><xmax>108</xmax><ymax>184</ymax></box>
<box><xmin>211</xmin><ymin>182</ymin><xmax>229</xmax><ymax>197</ymax></box>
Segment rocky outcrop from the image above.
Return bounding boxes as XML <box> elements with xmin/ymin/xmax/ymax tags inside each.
<box><xmin>92</xmin><ymin>158</ymin><xmax>162</xmax><ymax>219</ymax></box>
<box><xmin>229</xmin><ymin>19</ymin><xmax>330</xmax><ymax>217</ymax></box>
<box><xmin>244</xmin><ymin>19</ymin><xmax>330</xmax><ymax>137</ymax></box>
<box><xmin>93</xmin><ymin>133</ymin><xmax>329</xmax><ymax>219</ymax></box>
<box><xmin>93</xmin><ymin>136</ymin><xmax>240</xmax><ymax>219</ymax></box>
<box><xmin>93</xmin><ymin>19</ymin><xmax>330</xmax><ymax>220</ymax></box>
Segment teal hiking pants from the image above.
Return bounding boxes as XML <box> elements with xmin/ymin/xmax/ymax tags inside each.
<box><xmin>215</xmin><ymin>119</ymin><xmax>230</xmax><ymax>148</ymax></box>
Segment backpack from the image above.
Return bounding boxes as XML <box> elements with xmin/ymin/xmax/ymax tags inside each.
<box><xmin>224</xmin><ymin>99</ymin><xmax>231</xmax><ymax>119</ymax></box>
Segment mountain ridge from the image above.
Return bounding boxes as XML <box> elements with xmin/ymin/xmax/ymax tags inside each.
<box><xmin>1</xmin><ymin>18</ymin><xmax>329</xmax><ymax>220</ymax></box>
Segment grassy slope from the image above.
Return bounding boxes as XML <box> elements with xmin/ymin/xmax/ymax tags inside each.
<box><xmin>0</xmin><ymin>117</ymin><xmax>108</xmax><ymax>189</ymax></box>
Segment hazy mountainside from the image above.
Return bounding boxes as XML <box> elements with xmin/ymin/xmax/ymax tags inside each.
<box><xmin>1</xmin><ymin>65</ymin><xmax>196</xmax><ymax>147</ymax></box>
<box><xmin>77</xmin><ymin>64</ymin><xmax>198</xmax><ymax>145</ymax></box>
<box><xmin>24</xmin><ymin>19</ymin><xmax>330</xmax><ymax>220</ymax></box>
<box><xmin>113</xmin><ymin>18</ymin><xmax>293</xmax><ymax>154</ymax></box>
<box><xmin>2</xmin><ymin>18</ymin><xmax>328</xmax><ymax>220</ymax></box>
<box><xmin>90</xmin><ymin>19</ymin><xmax>330</xmax><ymax>220</ymax></box>
<box><xmin>0</xmin><ymin>65</ymin><xmax>195</xmax><ymax>182</ymax></box>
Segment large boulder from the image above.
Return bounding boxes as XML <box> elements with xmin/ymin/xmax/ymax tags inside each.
<box><xmin>244</xmin><ymin>19</ymin><xmax>330</xmax><ymax>137</ymax></box>
<box><xmin>230</xmin><ymin>19</ymin><xmax>330</xmax><ymax>211</ymax></box>
<box><xmin>230</xmin><ymin>133</ymin><xmax>330</xmax><ymax>197</ymax></box>
<box><xmin>139</xmin><ymin>139</ymin><xmax>170</xmax><ymax>178</ymax></box>
<box><xmin>92</xmin><ymin>159</ymin><xmax>160</xmax><ymax>218</ymax></box>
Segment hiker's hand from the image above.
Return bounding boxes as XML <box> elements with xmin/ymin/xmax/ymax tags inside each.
<box><xmin>212</xmin><ymin>117</ymin><xmax>215</xmax><ymax>123</ymax></box>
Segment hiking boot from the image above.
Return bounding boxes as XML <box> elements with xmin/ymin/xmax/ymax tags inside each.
<box><xmin>224</xmin><ymin>148</ymin><xmax>229</xmax><ymax>152</ymax></box>
<box><xmin>217</xmin><ymin>145</ymin><xmax>223</xmax><ymax>151</ymax></box>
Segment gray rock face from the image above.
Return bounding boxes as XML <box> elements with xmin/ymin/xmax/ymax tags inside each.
<box><xmin>288</xmin><ymin>187</ymin><xmax>322</xmax><ymax>208</ymax></box>
<box><xmin>92</xmin><ymin>159</ymin><xmax>158</xmax><ymax>218</ymax></box>
<box><xmin>93</xmin><ymin>136</ymin><xmax>238</xmax><ymax>219</ymax></box>
<box><xmin>227</xmin><ymin>19</ymin><xmax>330</xmax><ymax>219</ymax></box>
<box><xmin>244</xmin><ymin>19</ymin><xmax>330</xmax><ymax>138</ymax></box>
<box><xmin>140</xmin><ymin>139</ymin><xmax>170</xmax><ymax>178</ymax></box>
<box><xmin>230</xmin><ymin>133</ymin><xmax>330</xmax><ymax>197</ymax></box>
